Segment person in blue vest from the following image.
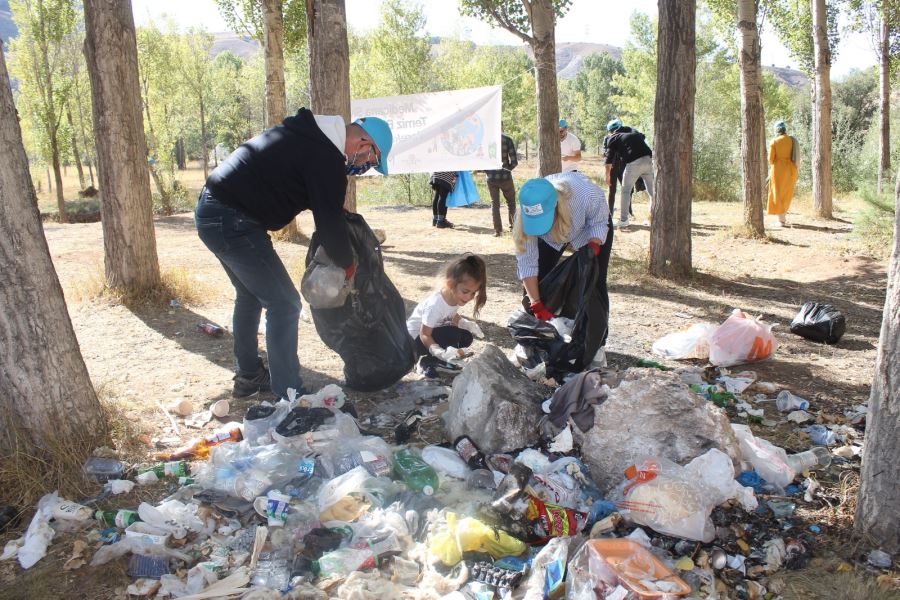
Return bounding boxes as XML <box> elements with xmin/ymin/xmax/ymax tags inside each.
<box><xmin>196</xmin><ymin>109</ymin><xmax>392</xmax><ymax>400</ymax></box>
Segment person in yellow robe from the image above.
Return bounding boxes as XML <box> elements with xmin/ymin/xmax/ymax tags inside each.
<box><xmin>767</xmin><ymin>120</ymin><xmax>799</xmax><ymax>227</ymax></box>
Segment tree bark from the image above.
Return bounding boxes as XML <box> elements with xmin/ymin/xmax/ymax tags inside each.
<box><xmin>877</xmin><ymin>15</ymin><xmax>890</xmax><ymax>195</ymax></box>
<box><xmin>67</xmin><ymin>107</ymin><xmax>86</xmax><ymax>190</ymax></box>
<box><xmin>530</xmin><ymin>0</ymin><xmax>562</xmax><ymax>177</ymax></box>
<box><xmin>0</xmin><ymin>39</ymin><xmax>104</xmax><ymax>462</ymax></box>
<box><xmin>307</xmin><ymin>0</ymin><xmax>356</xmax><ymax>212</ymax></box>
<box><xmin>738</xmin><ymin>0</ymin><xmax>766</xmax><ymax>237</ymax></box>
<box><xmin>83</xmin><ymin>0</ymin><xmax>161</xmax><ymax>291</ymax></box>
<box><xmin>855</xmin><ymin>171</ymin><xmax>900</xmax><ymax>553</ymax></box>
<box><xmin>649</xmin><ymin>0</ymin><xmax>695</xmax><ymax>277</ymax></box>
<box><xmin>811</xmin><ymin>0</ymin><xmax>833</xmax><ymax>219</ymax></box>
<box><xmin>199</xmin><ymin>95</ymin><xmax>209</xmax><ymax>181</ymax></box>
<box><xmin>263</xmin><ymin>0</ymin><xmax>287</xmax><ymax>128</ymax></box>
<box><xmin>49</xmin><ymin>133</ymin><xmax>66</xmax><ymax>219</ymax></box>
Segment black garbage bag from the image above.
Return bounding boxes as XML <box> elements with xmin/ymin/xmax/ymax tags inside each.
<box><xmin>507</xmin><ymin>310</ymin><xmax>566</xmax><ymax>371</ymax></box>
<box><xmin>304</xmin><ymin>212</ymin><xmax>416</xmax><ymax>391</ymax></box>
<box><xmin>511</xmin><ymin>247</ymin><xmax>607</xmax><ymax>380</ymax></box>
<box><xmin>790</xmin><ymin>302</ymin><xmax>846</xmax><ymax>344</ymax></box>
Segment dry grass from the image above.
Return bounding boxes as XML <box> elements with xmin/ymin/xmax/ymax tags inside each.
<box><xmin>67</xmin><ymin>265</ymin><xmax>213</xmax><ymax>308</ymax></box>
<box><xmin>96</xmin><ymin>382</ymin><xmax>155</xmax><ymax>460</ymax></box>
<box><xmin>782</xmin><ymin>570</ymin><xmax>900</xmax><ymax>600</ymax></box>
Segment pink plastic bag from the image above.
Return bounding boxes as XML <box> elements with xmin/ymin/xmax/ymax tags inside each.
<box><xmin>709</xmin><ymin>309</ymin><xmax>778</xmax><ymax>367</ymax></box>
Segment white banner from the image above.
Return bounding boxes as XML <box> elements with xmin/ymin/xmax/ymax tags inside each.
<box><xmin>351</xmin><ymin>86</ymin><xmax>502</xmax><ymax>175</ymax></box>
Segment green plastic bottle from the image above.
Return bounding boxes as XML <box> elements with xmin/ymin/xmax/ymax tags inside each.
<box><xmin>138</xmin><ymin>460</ymin><xmax>189</xmax><ymax>478</ymax></box>
<box><xmin>95</xmin><ymin>509</ymin><xmax>140</xmax><ymax>528</ymax></box>
<box><xmin>636</xmin><ymin>358</ymin><xmax>671</xmax><ymax>371</ymax></box>
<box><xmin>689</xmin><ymin>384</ymin><xmax>735</xmax><ymax>408</ymax></box>
<box><xmin>392</xmin><ymin>449</ymin><xmax>439</xmax><ymax>495</ymax></box>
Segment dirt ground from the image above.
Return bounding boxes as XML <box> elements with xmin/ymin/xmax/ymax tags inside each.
<box><xmin>4</xmin><ymin>159</ymin><xmax>896</xmax><ymax>598</ymax></box>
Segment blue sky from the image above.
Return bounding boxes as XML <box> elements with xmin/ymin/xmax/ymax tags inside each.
<box><xmin>131</xmin><ymin>0</ymin><xmax>874</xmax><ymax>77</ymax></box>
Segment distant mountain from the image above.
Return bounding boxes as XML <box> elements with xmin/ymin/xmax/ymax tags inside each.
<box><xmin>211</xmin><ymin>32</ymin><xmax>259</xmax><ymax>61</ymax></box>
<box><xmin>1</xmin><ymin>0</ymin><xmax>17</xmax><ymax>42</ymax></box>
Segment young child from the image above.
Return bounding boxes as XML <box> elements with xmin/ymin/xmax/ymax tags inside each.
<box><xmin>406</xmin><ymin>254</ymin><xmax>487</xmax><ymax>378</ymax></box>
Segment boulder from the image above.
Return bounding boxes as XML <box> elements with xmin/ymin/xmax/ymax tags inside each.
<box><xmin>574</xmin><ymin>368</ymin><xmax>741</xmax><ymax>494</ymax></box>
<box><xmin>444</xmin><ymin>344</ymin><xmax>545</xmax><ymax>453</ymax></box>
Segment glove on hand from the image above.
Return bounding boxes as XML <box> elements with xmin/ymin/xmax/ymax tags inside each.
<box><xmin>530</xmin><ymin>301</ymin><xmax>553</xmax><ymax>321</ymax></box>
<box><xmin>587</xmin><ymin>241</ymin><xmax>601</xmax><ymax>257</ymax></box>
<box><xmin>458</xmin><ymin>317</ymin><xmax>484</xmax><ymax>339</ymax></box>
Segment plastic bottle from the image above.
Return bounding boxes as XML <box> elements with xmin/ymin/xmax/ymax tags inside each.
<box><xmin>453</xmin><ymin>435</ymin><xmax>487</xmax><ymax>470</ymax></box>
<box><xmin>786</xmin><ymin>447</ymin><xmax>832</xmax><ymax>472</ymax></box>
<box><xmin>392</xmin><ymin>449</ymin><xmax>439</xmax><ymax>495</ymax></box>
<box><xmin>95</xmin><ymin>509</ymin><xmax>140</xmax><ymax>528</ymax></box>
<box><xmin>83</xmin><ymin>457</ymin><xmax>125</xmax><ymax>483</ymax></box>
<box><xmin>155</xmin><ymin>428</ymin><xmax>243</xmax><ymax>461</ymax></box>
<box><xmin>197</xmin><ymin>322</ymin><xmax>224</xmax><ymax>337</ymax></box>
<box><xmin>776</xmin><ymin>390</ymin><xmax>810</xmax><ymax>412</ymax></box>
<box><xmin>421</xmin><ymin>445</ymin><xmax>471</xmax><ymax>479</ymax></box>
<box><xmin>466</xmin><ymin>469</ymin><xmax>496</xmax><ymax>490</ymax></box>
<box><xmin>138</xmin><ymin>461</ymin><xmax>189</xmax><ymax>479</ymax></box>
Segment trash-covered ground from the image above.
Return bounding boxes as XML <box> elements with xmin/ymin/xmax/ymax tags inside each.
<box><xmin>2</xmin><ymin>185</ymin><xmax>895</xmax><ymax>598</ymax></box>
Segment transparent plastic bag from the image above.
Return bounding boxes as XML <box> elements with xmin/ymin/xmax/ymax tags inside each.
<box><xmin>708</xmin><ymin>309</ymin><xmax>778</xmax><ymax>367</ymax></box>
<box><xmin>651</xmin><ymin>323</ymin><xmax>717</xmax><ymax>360</ymax></box>
<box><xmin>613</xmin><ymin>449</ymin><xmax>755</xmax><ymax>543</ymax></box>
<box><xmin>301</xmin><ymin>246</ymin><xmax>351</xmax><ymax>309</ymax></box>
<box><xmin>731</xmin><ymin>424</ymin><xmax>795</xmax><ymax>489</ymax></box>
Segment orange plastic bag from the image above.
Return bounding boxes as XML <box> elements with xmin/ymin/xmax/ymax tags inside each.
<box><xmin>708</xmin><ymin>309</ymin><xmax>778</xmax><ymax>367</ymax></box>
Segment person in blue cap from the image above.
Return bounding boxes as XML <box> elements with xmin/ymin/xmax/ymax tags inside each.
<box><xmin>512</xmin><ymin>172</ymin><xmax>614</xmax><ymax>357</ymax></box>
<box><xmin>196</xmin><ymin>109</ymin><xmax>392</xmax><ymax>400</ymax></box>
<box><xmin>559</xmin><ymin>118</ymin><xmax>582</xmax><ymax>172</ymax></box>
<box><xmin>604</xmin><ymin>118</ymin><xmax>653</xmax><ymax>228</ymax></box>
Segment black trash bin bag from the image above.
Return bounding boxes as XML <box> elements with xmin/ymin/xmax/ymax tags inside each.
<box><xmin>303</xmin><ymin>212</ymin><xmax>416</xmax><ymax>391</ymax></box>
<box><xmin>790</xmin><ymin>302</ymin><xmax>846</xmax><ymax>345</ymax></box>
<box><xmin>511</xmin><ymin>246</ymin><xmax>608</xmax><ymax>380</ymax></box>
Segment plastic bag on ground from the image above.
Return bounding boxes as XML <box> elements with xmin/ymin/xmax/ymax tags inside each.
<box><xmin>709</xmin><ymin>309</ymin><xmax>778</xmax><ymax>367</ymax></box>
<box><xmin>16</xmin><ymin>492</ymin><xmax>58</xmax><ymax>569</ymax></box>
<box><xmin>421</xmin><ymin>446</ymin><xmax>471</xmax><ymax>480</ymax></box>
<box><xmin>305</xmin><ymin>212</ymin><xmax>415</xmax><ymax>391</ymax></box>
<box><xmin>90</xmin><ymin>536</ymin><xmax>192</xmax><ymax>567</ymax></box>
<box><xmin>317</xmin><ymin>466</ymin><xmax>396</xmax><ymax>522</ymax></box>
<box><xmin>613</xmin><ymin>449</ymin><xmax>756</xmax><ymax>543</ymax></box>
<box><xmin>731</xmin><ymin>424</ymin><xmax>795</xmax><ymax>489</ymax></box>
<box><xmin>651</xmin><ymin>323</ymin><xmax>717</xmax><ymax>360</ymax></box>
<box><xmin>428</xmin><ymin>511</ymin><xmax>527</xmax><ymax>566</ymax></box>
<box><xmin>790</xmin><ymin>301</ymin><xmax>846</xmax><ymax>344</ymax></box>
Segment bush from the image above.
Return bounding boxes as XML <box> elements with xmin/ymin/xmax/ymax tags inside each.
<box><xmin>41</xmin><ymin>198</ymin><xmax>102</xmax><ymax>223</ymax></box>
<box><xmin>853</xmin><ymin>186</ymin><xmax>895</xmax><ymax>254</ymax></box>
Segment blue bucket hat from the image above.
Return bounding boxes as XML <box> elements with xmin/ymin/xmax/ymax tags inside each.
<box><xmin>607</xmin><ymin>118</ymin><xmax>622</xmax><ymax>132</ymax></box>
<box><xmin>559</xmin><ymin>118</ymin><xmax>568</xmax><ymax>129</ymax></box>
<box><xmin>354</xmin><ymin>117</ymin><xmax>393</xmax><ymax>175</ymax></box>
<box><xmin>519</xmin><ymin>178</ymin><xmax>558</xmax><ymax>236</ymax></box>
<box><xmin>773</xmin><ymin>120</ymin><xmax>787</xmax><ymax>133</ymax></box>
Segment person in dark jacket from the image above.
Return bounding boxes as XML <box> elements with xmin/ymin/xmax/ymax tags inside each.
<box><xmin>196</xmin><ymin>108</ymin><xmax>392</xmax><ymax>399</ymax></box>
<box><xmin>430</xmin><ymin>171</ymin><xmax>458</xmax><ymax>229</ymax></box>
<box><xmin>483</xmin><ymin>132</ymin><xmax>519</xmax><ymax>236</ymax></box>
<box><xmin>604</xmin><ymin>119</ymin><xmax>654</xmax><ymax>228</ymax></box>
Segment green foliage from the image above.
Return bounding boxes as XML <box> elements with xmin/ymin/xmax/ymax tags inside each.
<box><xmin>768</xmin><ymin>0</ymin><xmax>840</xmax><ymax>74</ymax></box>
<box><xmin>458</xmin><ymin>0</ymin><xmax>572</xmax><ymax>40</ymax></box>
<box><xmin>853</xmin><ymin>185</ymin><xmax>896</xmax><ymax>253</ymax></box>
<box><xmin>368</xmin><ymin>0</ymin><xmax>431</xmax><ymax>96</ymax></box>
<box><xmin>612</xmin><ymin>13</ymin><xmax>657</xmax><ymax>138</ymax></box>
<box><xmin>213</xmin><ymin>0</ymin><xmax>307</xmax><ymax>51</ymax></box>
<box><xmin>561</xmin><ymin>53</ymin><xmax>624</xmax><ymax>152</ymax></box>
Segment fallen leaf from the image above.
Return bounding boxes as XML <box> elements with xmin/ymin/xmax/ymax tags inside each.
<box><xmin>63</xmin><ymin>540</ymin><xmax>88</xmax><ymax>571</ymax></box>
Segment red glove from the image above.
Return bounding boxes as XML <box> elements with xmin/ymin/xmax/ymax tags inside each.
<box><xmin>587</xmin><ymin>241</ymin><xmax>601</xmax><ymax>257</ymax></box>
<box><xmin>344</xmin><ymin>262</ymin><xmax>356</xmax><ymax>281</ymax></box>
<box><xmin>530</xmin><ymin>301</ymin><xmax>553</xmax><ymax>321</ymax></box>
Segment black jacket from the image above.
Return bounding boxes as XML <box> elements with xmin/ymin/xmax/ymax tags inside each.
<box><xmin>205</xmin><ymin>108</ymin><xmax>353</xmax><ymax>268</ymax></box>
<box><xmin>604</xmin><ymin>129</ymin><xmax>652</xmax><ymax>166</ymax></box>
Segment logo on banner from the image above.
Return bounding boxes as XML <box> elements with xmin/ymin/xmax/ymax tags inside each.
<box><xmin>441</xmin><ymin>115</ymin><xmax>484</xmax><ymax>156</ymax></box>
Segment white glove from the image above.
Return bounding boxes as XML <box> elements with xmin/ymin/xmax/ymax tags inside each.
<box><xmin>430</xmin><ymin>344</ymin><xmax>462</xmax><ymax>362</ymax></box>
<box><xmin>458</xmin><ymin>317</ymin><xmax>484</xmax><ymax>339</ymax></box>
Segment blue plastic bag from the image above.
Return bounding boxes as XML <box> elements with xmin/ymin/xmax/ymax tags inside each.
<box><xmin>446</xmin><ymin>171</ymin><xmax>479</xmax><ymax>207</ymax></box>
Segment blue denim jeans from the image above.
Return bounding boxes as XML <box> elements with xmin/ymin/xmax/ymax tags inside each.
<box><xmin>195</xmin><ymin>189</ymin><xmax>303</xmax><ymax>398</ymax></box>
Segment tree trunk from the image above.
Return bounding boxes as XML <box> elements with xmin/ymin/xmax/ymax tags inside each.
<box><xmin>47</xmin><ymin>165</ymin><xmax>52</xmax><ymax>193</ymax></box>
<box><xmin>199</xmin><ymin>96</ymin><xmax>209</xmax><ymax>180</ymax></box>
<box><xmin>49</xmin><ymin>133</ymin><xmax>66</xmax><ymax>221</ymax></box>
<box><xmin>83</xmin><ymin>0</ymin><xmax>161</xmax><ymax>292</ymax></box>
<box><xmin>263</xmin><ymin>0</ymin><xmax>287</xmax><ymax>128</ymax></box>
<box><xmin>530</xmin><ymin>0</ymin><xmax>562</xmax><ymax>177</ymax></box>
<box><xmin>67</xmin><ymin>108</ymin><xmax>86</xmax><ymax>190</ymax></box>
<box><xmin>0</xmin><ymin>40</ymin><xmax>104</xmax><ymax>472</ymax></box>
<box><xmin>811</xmin><ymin>0</ymin><xmax>833</xmax><ymax>219</ymax></box>
<box><xmin>877</xmin><ymin>16</ymin><xmax>890</xmax><ymax>195</ymax></box>
<box><xmin>855</xmin><ymin>171</ymin><xmax>900</xmax><ymax>553</ymax></box>
<box><xmin>175</xmin><ymin>138</ymin><xmax>186</xmax><ymax>170</ymax></box>
<box><xmin>649</xmin><ymin>0</ymin><xmax>695</xmax><ymax>277</ymax></box>
<box><xmin>738</xmin><ymin>0</ymin><xmax>766</xmax><ymax>237</ymax></box>
<box><xmin>307</xmin><ymin>0</ymin><xmax>356</xmax><ymax>212</ymax></box>
<box><xmin>73</xmin><ymin>80</ymin><xmax>95</xmax><ymax>187</ymax></box>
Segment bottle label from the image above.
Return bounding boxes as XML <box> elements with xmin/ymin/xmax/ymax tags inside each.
<box><xmin>114</xmin><ymin>510</ymin><xmax>136</xmax><ymax>528</ymax></box>
<box><xmin>163</xmin><ymin>461</ymin><xmax>186</xmax><ymax>477</ymax></box>
<box><xmin>455</xmin><ymin>437</ymin><xmax>479</xmax><ymax>463</ymax></box>
<box><xmin>297</xmin><ymin>458</ymin><xmax>316</xmax><ymax>478</ymax></box>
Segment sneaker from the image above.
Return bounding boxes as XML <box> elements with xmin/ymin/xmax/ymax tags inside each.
<box><xmin>436</xmin><ymin>220</ymin><xmax>454</xmax><ymax>229</ymax></box>
<box><xmin>233</xmin><ymin>368</ymin><xmax>272</xmax><ymax>397</ymax></box>
<box><xmin>613</xmin><ymin>219</ymin><xmax>630</xmax><ymax>229</ymax></box>
<box><xmin>416</xmin><ymin>356</ymin><xmax>440</xmax><ymax>379</ymax></box>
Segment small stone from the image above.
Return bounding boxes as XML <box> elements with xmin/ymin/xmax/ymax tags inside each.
<box><xmin>867</xmin><ymin>549</ymin><xmax>892</xmax><ymax>569</ymax></box>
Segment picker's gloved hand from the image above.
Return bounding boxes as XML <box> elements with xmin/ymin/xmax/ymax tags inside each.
<box><xmin>430</xmin><ymin>344</ymin><xmax>463</xmax><ymax>362</ymax></box>
<box><xmin>530</xmin><ymin>301</ymin><xmax>553</xmax><ymax>321</ymax></box>
<box><xmin>587</xmin><ymin>241</ymin><xmax>602</xmax><ymax>257</ymax></box>
<box><xmin>458</xmin><ymin>317</ymin><xmax>484</xmax><ymax>339</ymax></box>
<box><xmin>344</xmin><ymin>261</ymin><xmax>356</xmax><ymax>281</ymax></box>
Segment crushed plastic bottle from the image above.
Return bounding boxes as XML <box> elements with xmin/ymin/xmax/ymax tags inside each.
<box><xmin>776</xmin><ymin>390</ymin><xmax>810</xmax><ymax>412</ymax></box>
<box><xmin>82</xmin><ymin>457</ymin><xmax>125</xmax><ymax>483</ymax></box>
<box><xmin>805</xmin><ymin>424</ymin><xmax>837</xmax><ymax>446</ymax></box>
<box><xmin>785</xmin><ymin>447</ymin><xmax>832</xmax><ymax>472</ymax></box>
<box><xmin>392</xmin><ymin>449</ymin><xmax>439</xmax><ymax>495</ymax></box>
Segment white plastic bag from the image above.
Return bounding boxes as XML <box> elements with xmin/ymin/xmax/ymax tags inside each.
<box><xmin>651</xmin><ymin>323</ymin><xmax>716</xmax><ymax>360</ymax></box>
<box><xmin>614</xmin><ymin>449</ymin><xmax>756</xmax><ymax>542</ymax></box>
<box><xmin>301</xmin><ymin>246</ymin><xmax>351</xmax><ymax>309</ymax></box>
<box><xmin>17</xmin><ymin>492</ymin><xmax>58</xmax><ymax>569</ymax></box>
<box><xmin>708</xmin><ymin>309</ymin><xmax>778</xmax><ymax>367</ymax></box>
<box><xmin>731</xmin><ymin>424</ymin><xmax>795</xmax><ymax>489</ymax></box>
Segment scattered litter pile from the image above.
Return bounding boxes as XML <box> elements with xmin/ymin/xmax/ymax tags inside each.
<box><xmin>0</xmin><ymin>309</ymin><xmax>882</xmax><ymax>599</ymax></box>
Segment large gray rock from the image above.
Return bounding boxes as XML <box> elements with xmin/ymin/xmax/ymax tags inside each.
<box><xmin>444</xmin><ymin>344</ymin><xmax>545</xmax><ymax>453</ymax></box>
<box><xmin>574</xmin><ymin>368</ymin><xmax>741</xmax><ymax>494</ymax></box>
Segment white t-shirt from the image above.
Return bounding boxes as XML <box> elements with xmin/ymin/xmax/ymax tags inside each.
<box><xmin>407</xmin><ymin>291</ymin><xmax>459</xmax><ymax>338</ymax></box>
<box><xmin>560</xmin><ymin>132</ymin><xmax>582</xmax><ymax>172</ymax></box>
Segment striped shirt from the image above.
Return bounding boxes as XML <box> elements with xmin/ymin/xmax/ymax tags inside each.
<box><xmin>430</xmin><ymin>172</ymin><xmax>458</xmax><ymax>189</ymax></box>
<box><xmin>516</xmin><ymin>172</ymin><xmax>610</xmax><ymax>279</ymax></box>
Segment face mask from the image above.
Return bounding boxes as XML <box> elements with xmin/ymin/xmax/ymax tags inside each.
<box><xmin>345</xmin><ymin>160</ymin><xmax>374</xmax><ymax>176</ymax></box>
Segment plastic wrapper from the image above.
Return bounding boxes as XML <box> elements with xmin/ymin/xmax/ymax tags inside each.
<box><xmin>708</xmin><ymin>309</ymin><xmax>778</xmax><ymax>367</ymax></box>
<box><xmin>317</xmin><ymin>466</ymin><xmax>396</xmax><ymax>522</ymax></box>
<box><xmin>613</xmin><ymin>449</ymin><xmax>756</xmax><ymax>543</ymax></box>
<box><xmin>242</xmin><ymin>400</ymin><xmax>291</xmax><ymax>447</ymax></box>
<box><xmin>301</xmin><ymin>246</ymin><xmax>352</xmax><ymax>309</ymax></box>
<box><xmin>421</xmin><ymin>445</ymin><xmax>471</xmax><ymax>480</ymax></box>
<box><xmin>651</xmin><ymin>323</ymin><xmax>716</xmax><ymax>360</ymax></box>
<box><xmin>731</xmin><ymin>424</ymin><xmax>795</xmax><ymax>488</ymax></box>
<box><xmin>428</xmin><ymin>511</ymin><xmax>527</xmax><ymax>566</ymax></box>
<box><xmin>90</xmin><ymin>537</ymin><xmax>191</xmax><ymax>567</ymax></box>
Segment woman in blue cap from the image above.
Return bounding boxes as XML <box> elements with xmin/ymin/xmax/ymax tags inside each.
<box><xmin>512</xmin><ymin>172</ymin><xmax>613</xmax><ymax>352</ymax></box>
<box><xmin>196</xmin><ymin>109</ymin><xmax>392</xmax><ymax>400</ymax></box>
